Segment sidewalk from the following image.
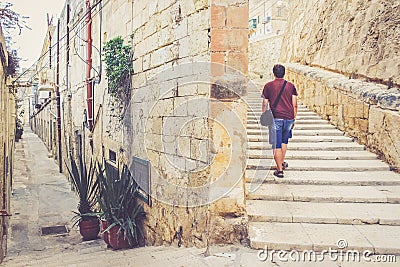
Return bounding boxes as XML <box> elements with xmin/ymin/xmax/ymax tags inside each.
<box><xmin>6</xmin><ymin>127</ymin><xmax>81</xmax><ymax>256</ymax></box>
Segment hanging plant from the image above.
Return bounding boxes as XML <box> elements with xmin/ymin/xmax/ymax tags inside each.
<box><xmin>103</xmin><ymin>36</ymin><xmax>133</xmax><ymax>105</ymax></box>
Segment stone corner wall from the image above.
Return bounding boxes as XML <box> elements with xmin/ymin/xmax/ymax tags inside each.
<box><xmin>286</xmin><ymin>63</ymin><xmax>400</xmax><ymax>169</ymax></box>
<box><xmin>127</xmin><ymin>0</ymin><xmax>250</xmax><ymax>248</ymax></box>
<box><xmin>53</xmin><ymin>0</ymin><xmax>249</xmax><ymax>249</ymax></box>
<box><xmin>0</xmin><ymin>26</ymin><xmax>12</xmax><ymax>263</ymax></box>
<box><xmin>281</xmin><ymin>0</ymin><xmax>400</xmax><ymax>87</ymax></box>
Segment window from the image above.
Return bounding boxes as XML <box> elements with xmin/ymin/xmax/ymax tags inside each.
<box><xmin>109</xmin><ymin>149</ymin><xmax>117</xmax><ymax>163</ymax></box>
<box><xmin>249</xmin><ymin>18</ymin><xmax>257</xmax><ymax>29</ymax></box>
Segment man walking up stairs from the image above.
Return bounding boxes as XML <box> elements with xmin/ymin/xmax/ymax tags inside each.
<box><xmin>245</xmin><ymin>70</ymin><xmax>400</xmax><ymax>260</ymax></box>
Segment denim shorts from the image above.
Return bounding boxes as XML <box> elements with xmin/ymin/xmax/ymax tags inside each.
<box><xmin>269</xmin><ymin>119</ymin><xmax>295</xmax><ymax>149</ymax></box>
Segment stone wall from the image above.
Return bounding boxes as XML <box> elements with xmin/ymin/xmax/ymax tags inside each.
<box><xmin>248</xmin><ymin>34</ymin><xmax>283</xmax><ymax>86</ymax></box>
<box><xmin>281</xmin><ymin>0</ymin><xmax>400</xmax><ymax>87</ymax></box>
<box><xmin>128</xmin><ymin>0</ymin><xmax>249</xmax><ymax>247</ymax></box>
<box><xmin>0</xmin><ymin>26</ymin><xmax>14</xmax><ymax>263</ymax></box>
<box><xmin>45</xmin><ymin>0</ymin><xmax>250</xmax><ymax>248</ymax></box>
<box><xmin>286</xmin><ymin>63</ymin><xmax>400</xmax><ymax>169</ymax></box>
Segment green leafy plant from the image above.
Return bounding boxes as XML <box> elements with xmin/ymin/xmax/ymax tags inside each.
<box><xmin>103</xmin><ymin>36</ymin><xmax>133</xmax><ymax>105</ymax></box>
<box><xmin>66</xmin><ymin>154</ymin><xmax>99</xmax><ymax>227</ymax></box>
<box><xmin>96</xmin><ymin>161</ymin><xmax>145</xmax><ymax>247</ymax></box>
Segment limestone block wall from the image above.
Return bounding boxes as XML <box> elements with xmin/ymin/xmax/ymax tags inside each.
<box><xmin>248</xmin><ymin>34</ymin><xmax>283</xmax><ymax>86</ymax></box>
<box><xmin>286</xmin><ymin>63</ymin><xmax>400</xmax><ymax>169</ymax></box>
<box><xmin>125</xmin><ymin>0</ymin><xmax>249</xmax><ymax>246</ymax></box>
<box><xmin>281</xmin><ymin>0</ymin><xmax>400</xmax><ymax>87</ymax></box>
<box><xmin>209</xmin><ymin>0</ymin><xmax>249</xmax><ymax>245</ymax></box>
<box><xmin>0</xmin><ymin>26</ymin><xmax>13</xmax><ymax>263</ymax></box>
<box><xmin>53</xmin><ymin>0</ymin><xmax>249</xmax><ymax>247</ymax></box>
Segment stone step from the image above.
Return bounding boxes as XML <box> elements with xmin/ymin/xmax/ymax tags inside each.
<box><xmin>247</xmin><ymin>109</ymin><xmax>315</xmax><ymax>115</ymax></box>
<box><xmin>246</xmin><ymin>159</ymin><xmax>389</xmax><ymax>171</ymax></box>
<box><xmin>247</xmin><ymin>135</ymin><xmax>352</xmax><ymax>143</ymax></box>
<box><xmin>247</xmin><ymin>108</ymin><xmax>318</xmax><ymax>113</ymax></box>
<box><xmin>247</xmin><ymin>107</ymin><xmax>311</xmax><ymax>113</ymax></box>
<box><xmin>245</xmin><ymin>170</ymin><xmax>400</xmax><ymax>186</ymax></box>
<box><xmin>249</xmin><ymin>222</ymin><xmax>400</xmax><ymax>254</ymax></box>
<box><xmin>247</xmin><ymin>124</ymin><xmax>337</xmax><ymax>130</ymax></box>
<box><xmin>247</xmin><ymin>129</ymin><xmax>344</xmax><ymax>136</ymax></box>
<box><xmin>247</xmin><ymin>119</ymin><xmax>330</xmax><ymax>125</ymax></box>
<box><xmin>247</xmin><ymin>150</ymin><xmax>378</xmax><ymax>160</ymax></box>
<box><xmin>248</xmin><ymin>114</ymin><xmax>322</xmax><ymax>120</ymax></box>
<box><xmin>245</xmin><ymin>99</ymin><xmax>306</xmax><ymax>104</ymax></box>
<box><xmin>248</xmin><ymin>142</ymin><xmax>365</xmax><ymax>151</ymax></box>
<box><xmin>247</xmin><ymin>200</ymin><xmax>400</xmax><ymax>225</ymax></box>
<box><xmin>245</xmin><ymin>101</ymin><xmax>309</xmax><ymax>107</ymax></box>
<box><xmin>246</xmin><ymin>183</ymin><xmax>400</xmax><ymax>203</ymax></box>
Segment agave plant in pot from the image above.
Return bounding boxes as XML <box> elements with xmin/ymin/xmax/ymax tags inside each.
<box><xmin>97</xmin><ymin>161</ymin><xmax>145</xmax><ymax>249</ymax></box>
<box><xmin>66</xmin><ymin>153</ymin><xmax>100</xmax><ymax>241</ymax></box>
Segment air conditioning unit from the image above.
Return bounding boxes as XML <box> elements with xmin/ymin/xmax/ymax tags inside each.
<box><xmin>38</xmin><ymin>68</ymin><xmax>55</xmax><ymax>92</ymax></box>
<box><xmin>38</xmin><ymin>90</ymin><xmax>51</xmax><ymax>99</ymax></box>
<box><xmin>262</xmin><ymin>16</ymin><xmax>271</xmax><ymax>24</ymax></box>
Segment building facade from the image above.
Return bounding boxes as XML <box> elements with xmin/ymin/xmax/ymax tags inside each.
<box><xmin>29</xmin><ymin>0</ymin><xmax>250</xmax><ymax>247</ymax></box>
<box><xmin>249</xmin><ymin>0</ymin><xmax>289</xmax><ymax>40</ymax></box>
<box><xmin>0</xmin><ymin>26</ymin><xmax>16</xmax><ymax>262</ymax></box>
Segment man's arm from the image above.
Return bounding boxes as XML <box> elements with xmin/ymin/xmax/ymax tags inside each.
<box><xmin>292</xmin><ymin>95</ymin><xmax>298</xmax><ymax>118</ymax></box>
<box><xmin>262</xmin><ymin>98</ymin><xmax>269</xmax><ymax>113</ymax></box>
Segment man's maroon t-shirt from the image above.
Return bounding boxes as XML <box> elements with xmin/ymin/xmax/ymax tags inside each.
<box><xmin>262</xmin><ymin>78</ymin><xmax>298</xmax><ymax>120</ymax></box>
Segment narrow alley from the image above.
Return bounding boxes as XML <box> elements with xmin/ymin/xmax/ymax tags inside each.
<box><xmin>7</xmin><ymin>127</ymin><xmax>83</xmax><ymax>256</ymax></box>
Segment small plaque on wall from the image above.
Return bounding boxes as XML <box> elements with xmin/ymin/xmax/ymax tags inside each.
<box><xmin>131</xmin><ymin>156</ymin><xmax>151</xmax><ymax>206</ymax></box>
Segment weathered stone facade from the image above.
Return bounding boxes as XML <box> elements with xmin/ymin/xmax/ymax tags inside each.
<box><xmin>248</xmin><ymin>34</ymin><xmax>283</xmax><ymax>85</ymax></box>
<box><xmin>31</xmin><ymin>0</ymin><xmax>249</xmax><ymax>248</ymax></box>
<box><xmin>249</xmin><ymin>0</ymin><xmax>289</xmax><ymax>38</ymax></box>
<box><xmin>281</xmin><ymin>0</ymin><xmax>400</xmax><ymax>86</ymax></box>
<box><xmin>279</xmin><ymin>0</ymin><xmax>400</xmax><ymax>170</ymax></box>
<box><xmin>0</xmin><ymin>26</ymin><xmax>15</xmax><ymax>262</ymax></box>
<box><xmin>286</xmin><ymin>63</ymin><xmax>400</xmax><ymax>169</ymax></box>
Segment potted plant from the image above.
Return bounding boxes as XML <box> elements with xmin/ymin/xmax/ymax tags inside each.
<box><xmin>66</xmin><ymin>153</ymin><xmax>100</xmax><ymax>241</ymax></box>
<box><xmin>96</xmin><ymin>161</ymin><xmax>145</xmax><ymax>249</ymax></box>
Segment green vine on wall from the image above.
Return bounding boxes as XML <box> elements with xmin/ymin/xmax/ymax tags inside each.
<box><xmin>103</xmin><ymin>36</ymin><xmax>133</xmax><ymax>105</ymax></box>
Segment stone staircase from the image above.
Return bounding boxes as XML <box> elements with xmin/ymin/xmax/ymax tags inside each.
<box><xmin>245</xmin><ymin>90</ymin><xmax>400</xmax><ymax>255</ymax></box>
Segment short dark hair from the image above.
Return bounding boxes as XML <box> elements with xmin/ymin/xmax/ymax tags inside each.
<box><xmin>273</xmin><ymin>64</ymin><xmax>285</xmax><ymax>78</ymax></box>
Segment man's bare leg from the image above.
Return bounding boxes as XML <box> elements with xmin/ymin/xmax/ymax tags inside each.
<box><xmin>274</xmin><ymin>148</ymin><xmax>284</xmax><ymax>171</ymax></box>
<box><xmin>282</xmin><ymin>143</ymin><xmax>288</xmax><ymax>160</ymax></box>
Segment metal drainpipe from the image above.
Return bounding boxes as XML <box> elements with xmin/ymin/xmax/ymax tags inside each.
<box><xmin>86</xmin><ymin>0</ymin><xmax>94</xmax><ymax>131</ymax></box>
<box><xmin>56</xmin><ymin>19</ymin><xmax>63</xmax><ymax>173</ymax></box>
<box><xmin>66</xmin><ymin>4</ymin><xmax>70</xmax><ymax>97</ymax></box>
<box><xmin>48</xmin><ymin>23</ymin><xmax>52</xmax><ymax>100</ymax></box>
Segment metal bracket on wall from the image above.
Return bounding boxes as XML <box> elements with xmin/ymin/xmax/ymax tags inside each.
<box><xmin>0</xmin><ymin>210</ymin><xmax>12</xmax><ymax>217</ymax></box>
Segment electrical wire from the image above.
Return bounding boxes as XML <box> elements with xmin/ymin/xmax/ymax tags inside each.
<box><xmin>13</xmin><ymin>0</ymin><xmax>111</xmax><ymax>103</ymax></box>
<box><xmin>12</xmin><ymin>0</ymin><xmax>107</xmax><ymax>85</ymax></box>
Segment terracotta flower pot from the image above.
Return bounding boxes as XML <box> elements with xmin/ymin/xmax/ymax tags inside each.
<box><xmin>108</xmin><ymin>225</ymin><xmax>131</xmax><ymax>250</ymax></box>
<box><xmin>101</xmin><ymin>220</ymin><xmax>110</xmax><ymax>245</ymax></box>
<box><xmin>79</xmin><ymin>217</ymin><xmax>100</xmax><ymax>241</ymax></box>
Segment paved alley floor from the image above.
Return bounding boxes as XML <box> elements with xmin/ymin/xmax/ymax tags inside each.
<box><xmin>5</xmin><ymin>127</ymin><xmax>82</xmax><ymax>256</ymax></box>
